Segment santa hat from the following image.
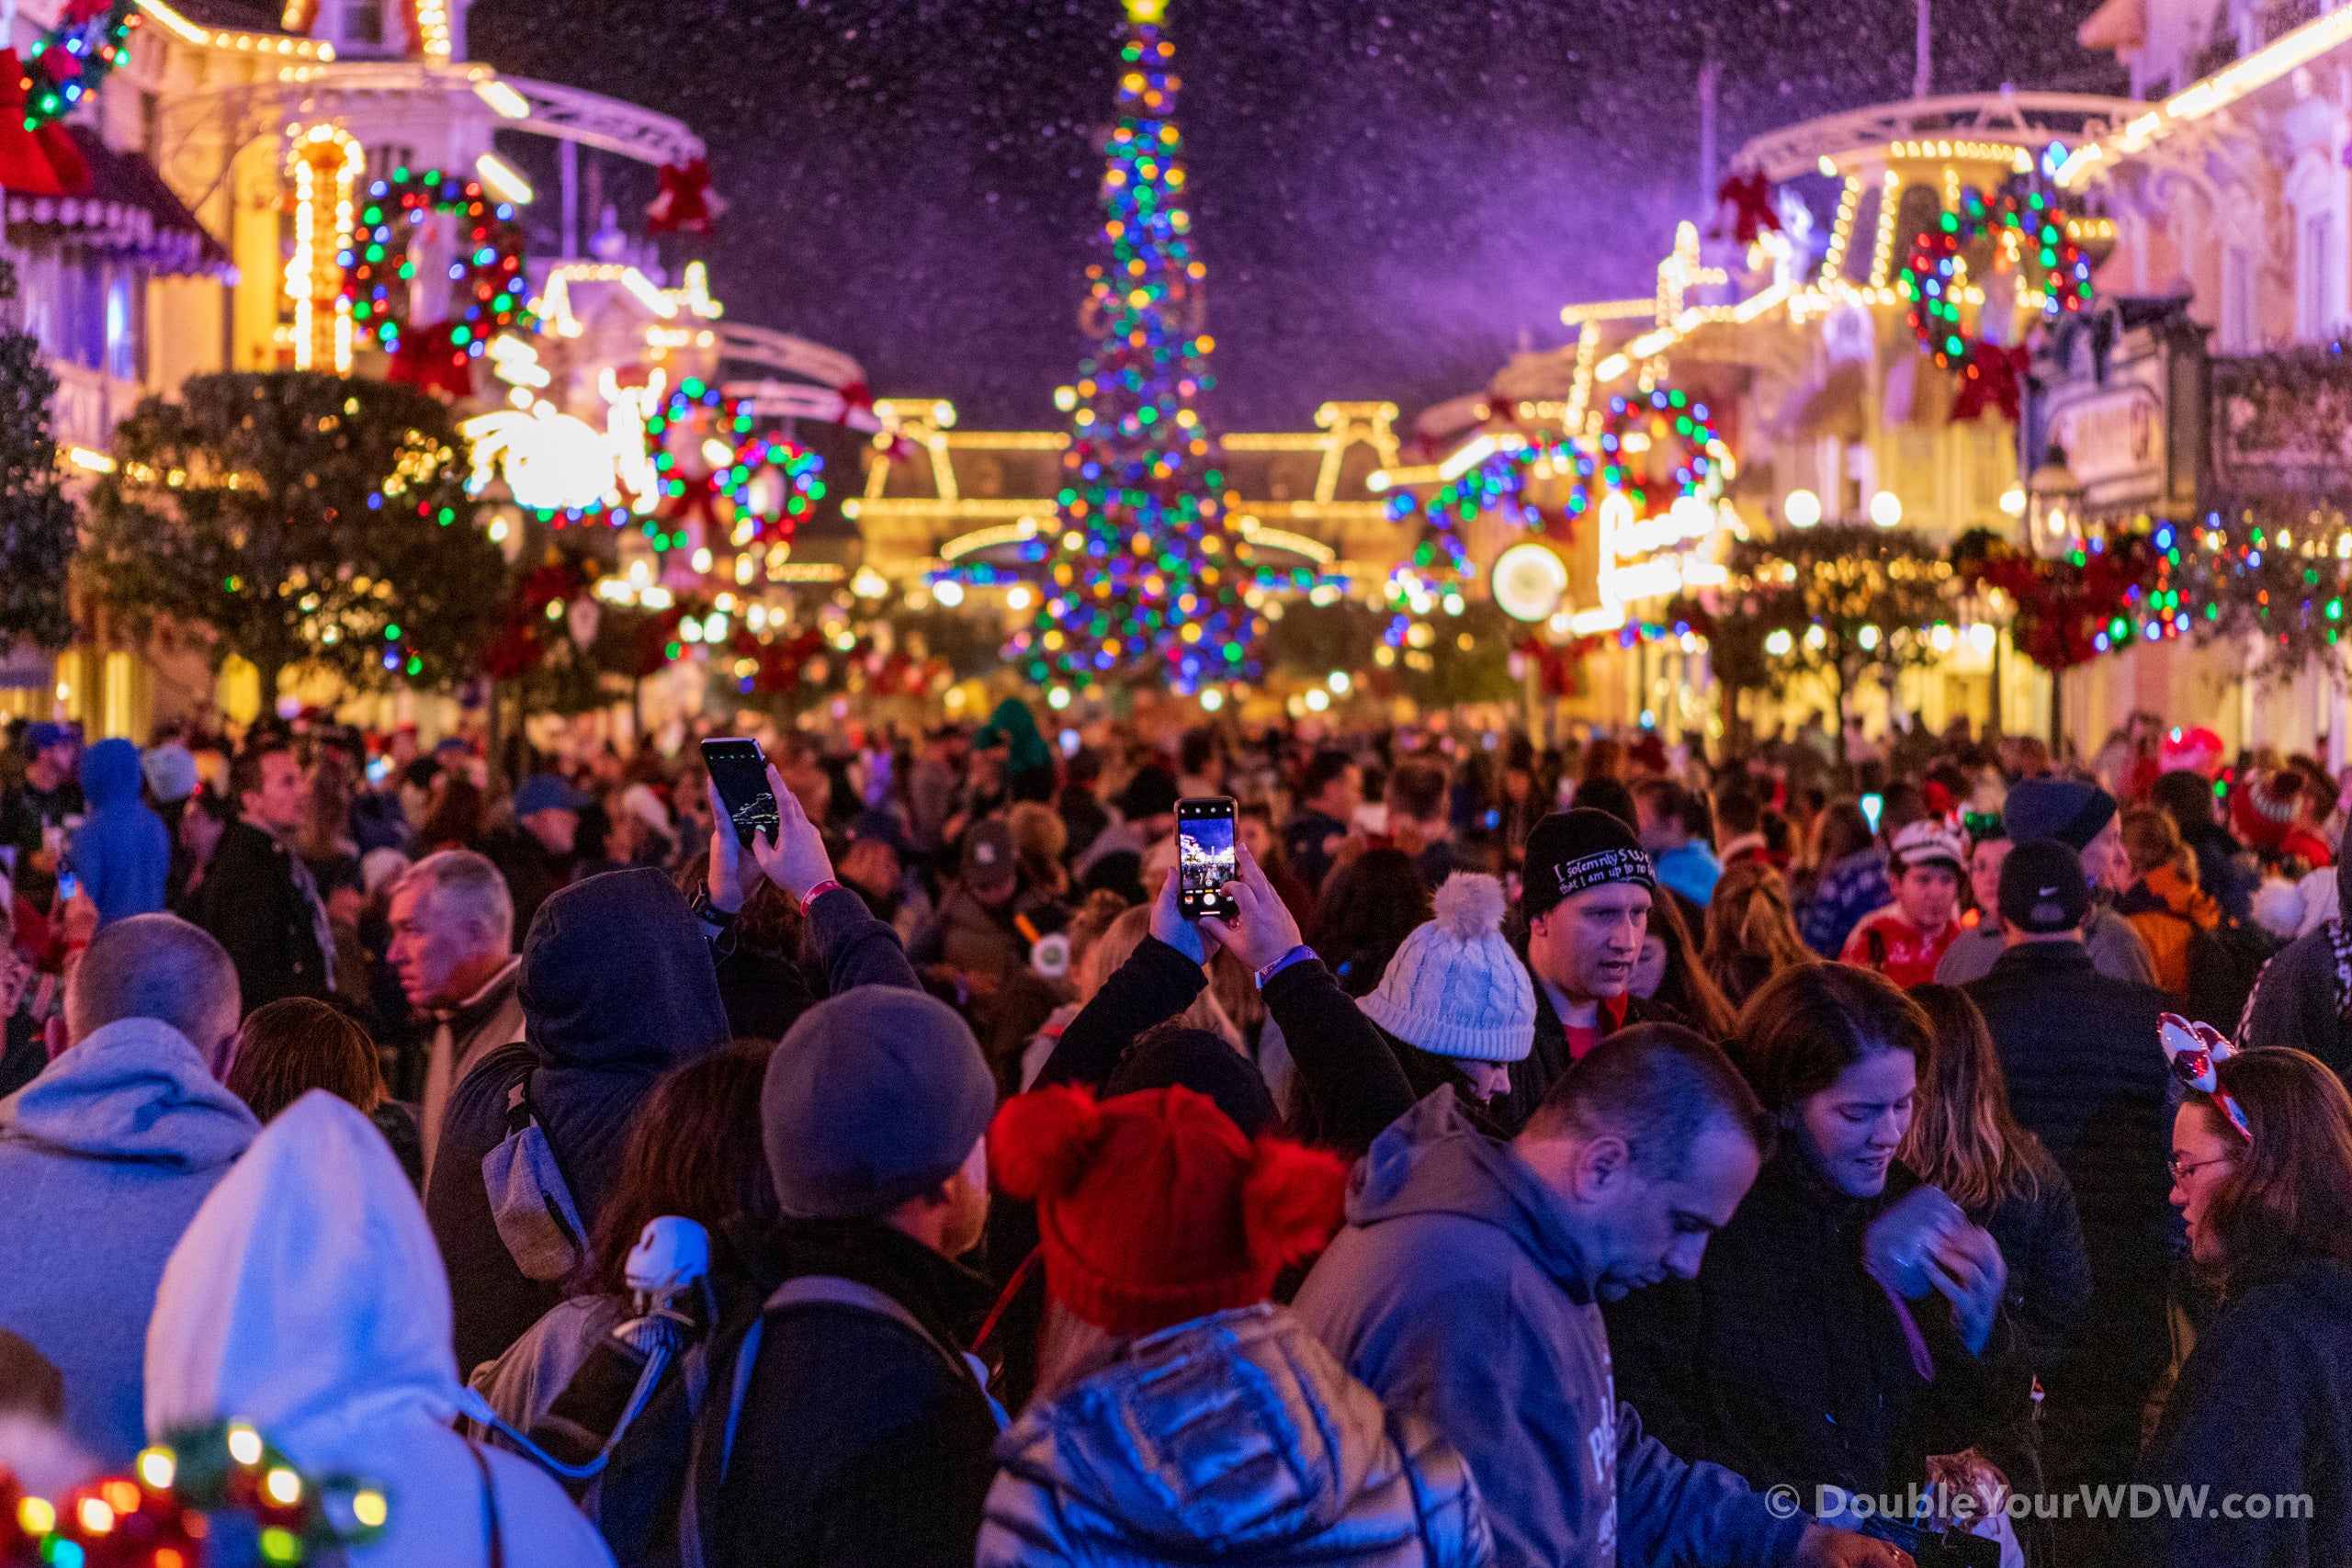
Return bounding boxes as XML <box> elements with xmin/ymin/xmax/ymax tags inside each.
<box><xmin>989</xmin><ymin>1085</ymin><xmax>1346</xmax><ymax>1337</ymax></box>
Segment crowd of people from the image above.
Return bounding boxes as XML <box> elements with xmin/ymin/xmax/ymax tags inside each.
<box><xmin>0</xmin><ymin>699</ymin><xmax>2348</xmax><ymax>1568</ymax></box>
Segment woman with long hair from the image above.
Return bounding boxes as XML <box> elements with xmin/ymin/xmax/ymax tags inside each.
<box><xmin>1604</xmin><ymin>964</ymin><xmax>2025</xmax><ymax>1525</ymax></box>
<box><xmin>1308</xmin><ymin>845</ymin><xmax>1433</xmax><ymax>997</ymax></box>
<box><xmin>469</xmin><ymin>1040</ymin><xmax>779</xmax><ymax>1437</ymax></box>
<box><xmin>1632</xmin><ymin>880</ymin><xmax>1738</xmax><ymax>1040</ymax></box>
<box><xmin>1905</xmin><ymin>986</ymin><xmax>2093</xmax><ymax>1568</ymax></box>
<box><xmin>1702</xmin><ymin>860</ymin><xmax>1815</xmax><ymax>1010</ymax></box>
<box><xmin>2129</xmin><ymin>1043</ymin><xmax>2352</xmax><ymax>1567</ymax></box>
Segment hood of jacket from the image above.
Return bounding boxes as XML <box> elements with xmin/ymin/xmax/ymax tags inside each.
<box><xmin>517</xmin><ymin>867</ymin><xmax>728</xmax><ymax>1072</ymax></box>
<box><xmin>144</xmin><ymin>1091</ymin><xmax>469</xmax><ymax>1468</ymax></box>
<box><xmin>77</xmin><ymin>738</ymin><xmax>144</xmax><ymax>809</ymax></box>
<box><xmin>0</xmin><ymin>1017</ymin><xmax>254</xmax><ymax>1170</ymax></box>
<box><xmin>1346</xmin><ymin>1087</ymin><xmax>1594</xmax><ymax>1301</ymax></box>
<box><xmin>993</xmin><ymin>1304</ymin><xmax>1442</xmax><ymax>1558</ymax></box>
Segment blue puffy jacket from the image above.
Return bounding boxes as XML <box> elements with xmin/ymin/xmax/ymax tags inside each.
<box><xmin>979</xmin><ymin>1304</ymin><xmax>1490</xmax><ymax>1568</ymax></box>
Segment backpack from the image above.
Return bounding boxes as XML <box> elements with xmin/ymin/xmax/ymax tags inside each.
<box><xmin>2183</xmin><ymin>915</ymin><xmax>2280</xmax><ymax>1036</ymax></box>
<box><xmin>482</xmin><ymin>1075</ymin><xmax>588</xmax><ymax>1282</ymax></box>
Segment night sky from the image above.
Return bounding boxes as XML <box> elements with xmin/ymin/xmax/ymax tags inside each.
<box><xmin>469</xmin><ymin>0</ymin><xmax>2120</xmax><ymax>434</ymax></box>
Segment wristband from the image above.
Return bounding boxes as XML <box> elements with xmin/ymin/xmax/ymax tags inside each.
<box><xmin>799</xmin><ymin>878</ymin><xmax>844</xmax><ymax>916</ymax></box>
<box><xmin>1253</xmin><ymin>944</ymin><xmax>1315</xmax><ymax>989</ymax></box>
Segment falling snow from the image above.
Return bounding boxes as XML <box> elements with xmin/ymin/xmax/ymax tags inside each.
<box><xmin>468</xmin><ymin>0</ymin><xmax>2117</xmax><ymax>430</ymax></box>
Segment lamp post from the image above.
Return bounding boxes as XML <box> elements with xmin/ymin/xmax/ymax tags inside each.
<box><xmin>2025</xmin><ymin>443</ymin><xmax>2084</xmax><ymax>558</ymax></box>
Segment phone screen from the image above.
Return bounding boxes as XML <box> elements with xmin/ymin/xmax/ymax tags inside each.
<box><xmin>1176</xmin><ymin>797</ymin><xmax>1238</xmax><ymax>920</ymax></box>
<box><xmin>1860</xmin><ymin>793</ymin><xmax>1885</xmax><ymax>835</ymax></box>
<box><xmin>56</xmin><ymin>870</ymin><xmax>80</xmax><ymax>903</ymax></box>
<box><xmin>700</xmin><ymin>738</ymin><xmax>781</xmax><ymax>849</ymax></box>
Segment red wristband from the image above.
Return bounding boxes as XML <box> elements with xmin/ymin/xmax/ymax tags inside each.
<box><xmin>799</xmin><ymin>879</ymin><xmax>844</xmax><ymax>916</ymax></box>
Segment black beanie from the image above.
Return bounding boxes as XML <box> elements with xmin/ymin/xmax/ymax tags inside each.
<box><xmin>1521</xmin><ymin>808</ymin><xmax>1656</xmax><ymax>919</ymax></box>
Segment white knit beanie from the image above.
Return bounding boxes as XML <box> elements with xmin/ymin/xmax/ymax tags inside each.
<box><xmin>1358</xmin><ymin>873</ymin><xmax>1537</xmax><ymax>1063</ymax></box>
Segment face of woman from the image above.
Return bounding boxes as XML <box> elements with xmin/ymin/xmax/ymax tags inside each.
<box><xmin>2169</xmin><ymin>1101</ymin><xmax>2243</xmax><ymax>1263</ymax></box>
<box><xmin>1792</xmin><ymin>1049</ymin><xmax>1917</xmax><ymax>1199</ymax></box>
<box><xmin>1631</xmin><ymin>933</ymin><xmax>1668</xmax><ymax>999</ymax></box>
<box><xmin>1238</xmin><ymin>815</ymin><xmax>1272</xmax><ymax>862</ymax></box>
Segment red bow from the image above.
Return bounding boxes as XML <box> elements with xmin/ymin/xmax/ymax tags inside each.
<box><xmin>1713</xmin><ymin>171</ymin><xmax>1781</xmax><ymax>247</ymax></box>
<box><xmin>1950</xmin><ymin>341</ymin><xmax>2030</xmax><ymax>423</ymax></box>
<box><xmin>661</xmin><ymin>471</ymin><xmax>727</xmax><ymax>534</ymax></box>
<box><xmin>647</xmin><ymin>158</ymin><xmax>723</xmax><ymax>235</ymax></box>
<box><xmin>58</xmin><ymin>0</ymin><xmax>115</xmax><ymax>25</ymax></box>
<box><xmin>385</xmin><ymin>321</ymin><xmax>475</xmax><ymax>400</ymax></box>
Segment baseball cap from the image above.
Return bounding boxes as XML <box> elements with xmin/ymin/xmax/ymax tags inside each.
<box><xmin>1890</xmin><ymin>818</ymin><xmax>1967</xmax><ymax>875</ymax></box>
<box><xmin>962</xmin><ymin>818</ymin><xmax>1018</xmax><ymax>892</ymax></box>
<box><xmin>514</xmin><ymin>773</ymin><xmax>588</xmax><ymax>817</ymax></box>
<box><xmin>1996</xmin><ymin>840</ymin><xmax>2092</xmax><ymax>934</ymax></box>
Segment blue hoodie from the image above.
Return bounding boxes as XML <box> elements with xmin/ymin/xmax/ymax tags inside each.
<box><xmin>70</xmin><ymin>739</ymin><xmax>170</xmax><ymax>926</ymax></box>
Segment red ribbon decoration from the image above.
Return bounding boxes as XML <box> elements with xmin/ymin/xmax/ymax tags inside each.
<box><xmin>647</xmin><ymin>158</ymin><xmax>722</xmax><ymax>235</ymax></box>
<box><xmin>0</xmin><ymin>51</ymin><xmax>64</xmax><ymax>197</ymax></box>
<box><xmin>1713</xmin><ymin>171</ymin><xmax>1781</xmax><ymax>247</ymax></box>
<box><xmin>1949</xmin><ymin>341</ymin><xmax>2030</xmax><ymax>424</ymax></box>
<box><xmin>385</xmin><ymin>321</ymin><xmax>475</xmax><ymax>400</ymax></box>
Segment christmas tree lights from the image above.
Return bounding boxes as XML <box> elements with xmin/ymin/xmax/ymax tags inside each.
<box><xmin>1008</xmin><ymin>0</ymin><xmax>1258</xmax><ymax>695</ymax></box>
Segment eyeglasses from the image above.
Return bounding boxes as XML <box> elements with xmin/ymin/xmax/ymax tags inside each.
<box><xmin>2167</xmin><ymin>1151</ymin><xmax>2237</xmax><ymax>1183</ymax></box>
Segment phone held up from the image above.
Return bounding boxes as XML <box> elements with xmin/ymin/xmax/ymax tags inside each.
<box><xmin>1175</xmin><ymin>796</ymin><xmax>1238</xmax><ymax>921</ymax></box>
<box><xmin>699</xmin><ymin>738</ymin><xmax>782</xmax><ymax>851</ymax></box>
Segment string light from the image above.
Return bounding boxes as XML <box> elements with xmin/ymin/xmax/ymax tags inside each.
<box><xmin>1869</xmin><ymin>168</ymin><xmax>1904</xmax><ymax>288</ymax></box>
<box><xmin>342</xmin><ymin>168</ymin><xmax>531</xmax><ymax>366</ymax></box>
<box><xmin>285</xmin><ymin>124</ymin><xmax>364</xmax><ymax>373</ymax></box>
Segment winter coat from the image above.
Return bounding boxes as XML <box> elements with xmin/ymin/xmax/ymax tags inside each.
<box><xmin>1974</xmin><ymin>1145</ymin><xmax>2095</xmax><ymax>1378</ymax></box>
<box><xmin>1935</xmin><ymin>905</ymin><xmax>2158</xmax><ymax>987</ymax></box>
<box><xmin>1963</xmin><ymin>939</ymin><xmax>2177</xmax><ymax>1485</ymax></box>
<box><xmin>426</xmin><ymin>868</ymin><xmax>732</xmax><ymax>1378</ymax></box>
<box><xmin>1293</xmin><ymin>1089</ymin><xmax>1806</xmax><ymax>1568</ymax></box>
<box><xmin>2239</xmin><ymin>853</ymin><xmax>2352</xmax><ymax>1079</ymax></box>
<box><xmin>979</xmin><ymin>1304</ymin><xmax>1491</xmax><ymax>1568</ymax></box>
<box><xmin>1798</xmin><ymin>846</ymin><xmax>1891</xmax><ymax>957</ymax></box>
<box><xmin>708</xmin><ymin>1216</ymin><xmax>1003</xmax><ymax>1568</ymax></box>
<box><xmin>144</xmin><ymin>1092</ymin><xmax>616</xmax><ymax>1568</ymax></box>
<box><xmin>1604</xmin><ymin>1148</ymin><xmax>2030</xmax><ymax>1506</ymax></box>
<box><xmin>0</xmin><ymin>1018</ymin><xmax>257</xmax><ymax>1465</ymax></box>
<box><xmin>1652</xmin><ymin>840</ymin><xmax>1722</xmax><ymax>910</ymax></box>
<box><xmin>191</xmin><ymin>818</ymin><xmax>331</xmax><ymax>1010</ymax></box>
<box><xmin>2118</xmin><ymin>864</ymin><xmax>2222</xmax><ymax>998</ymax></box>
<box><xmin>67</xmin><ymin>739</ymin><xmax>167</xmax><ymax>926</ymax></box>
<box><xmin>2125</xmin><ymin>1257</ymin><xmax>2352</xmax><ymax>1568</ymax></box>
<box><xmin>2180</xmin><ymin>817</ymin><xmax>2257</xmax><ymax>928</ymax></box>
<box><xmin>1487</xmin><ymin>971</ymin><xmax>1685</xmax><ymax>1138</ymax></box>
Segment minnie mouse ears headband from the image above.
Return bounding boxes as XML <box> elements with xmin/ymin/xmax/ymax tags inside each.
<box><xmin>2159</xmin><ymin>1013</ymin><xmax>2252</xmax><ymax>1141</ymax></box>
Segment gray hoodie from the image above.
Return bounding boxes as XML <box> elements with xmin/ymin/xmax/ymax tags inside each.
<box><xmin>1292</xmin><ymin>1089</ymin><xmax>1806</xmax><ymax>1568</ymax></box>
<box><xmin>0</xmin><ymin>1017</ymin><xmax>257</xmax><ymax>1464</ymax></box>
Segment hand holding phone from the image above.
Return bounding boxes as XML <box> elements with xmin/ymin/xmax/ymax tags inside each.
<box><xmin>699</xmin><ymin>739</ymin><xmax>782</xmax><ymax>850</ymax></box>
<box><xmin>1176</xmin><ymin>797</ymin><xmax>1238</xmax><ymax>921</ymax></box>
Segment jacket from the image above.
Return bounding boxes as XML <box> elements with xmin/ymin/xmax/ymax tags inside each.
<box><xmin>1293</xmin><ymin>1090</ymin><xmax>1806</xmax><ymax>1568</ymax></box>
<box><xmin>191</xmin><ymin>818</ymin><xmax>330</xmax><ymax>1010</ymax></box>
<box><xmin>979</xmin><ymin>1304</ymin><xmax>1490</xmax><ymax>1568</ymax></box>
<box><xmin>426</xmin><ymin>868</ymin><xmax>732</xmax><ymax>1378</ymax></box>
<box><xmin>1491</xmin><ymin>972</ymin><xmax>1683</xmax><ymax>1138</ymax></box>
<box><xmin>2118</xmin><ymin>864</ymin><xmax>2222</xmax><ymax>998</ymax></box>
<box><xmin>482</xmin><ymin>826</ymin><xmax>567</xmax><ymax>953</ymax></box>
<box><xmin>2125</xmin><ymin>1257</ymin><xmax>2352</xmax><ymax>1568</ymax></box>
<box><xmin>1603</xmin><ymin>1149</ymin><xmax>2030</xmax><ymax>1503</ymax></box>
<box><xmin>0</xmin><ymin>1018</ymin><xmax>257</xmax><ymax>1465</ymax></box>
<box><xmin>144</xmin><ymin>1091</ymin><xmax>616</xmax><ymax>1568</ymax></box>
<box><xmin>710</xmin><ymin>1216</ymin><xmax>1003</xmax><ymax>1568</ymax></box>
<box><xmin>418</xmin><ymin>955</ymin><xmax>526</xmax><ymax>1185</ymax></box>
<box><xmin>1651</xmin><ymin>840</ymin><xmax>1721</xmax><ymax>909</ymax></box>
<box><xmin>2238</xmin><ymin>851</ymin><xmax>2352</xmax><ymax>1080</ymax></box>
<box><xmin>67</xmin><ymin>739</ymin><xmax>167</xmax><ymax>926</ymax></box>
<box><xmin>1935</xmin><ymin>905</ymin><xmax>2158</xmax><ymax>987</ymax></box>
<box><xmin>1798</xmin><ymin>847</ymin><xmax>1890</xmax><ymax>957</ymax></box>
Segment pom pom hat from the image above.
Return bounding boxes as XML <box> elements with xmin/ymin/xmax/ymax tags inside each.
<box><xmin>1359</xmin><ymin>873</ymin><xmax>1538</xmax><ymax>1062</ymax></box>
<box><xmin>989</xmin><ymin>1084</ymin><xmax>1347</xmax><ymax>1337</ymax></box>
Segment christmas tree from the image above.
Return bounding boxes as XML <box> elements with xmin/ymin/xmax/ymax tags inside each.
<box><xmin>0</xmin><ymin>259</ymin><xmax>80</xmax><ymax>656</ymax></box>
<box><xmin>1010</xmin><ymin>0</ymin><xmax>1258</xmax><ymax>695</ymax></box>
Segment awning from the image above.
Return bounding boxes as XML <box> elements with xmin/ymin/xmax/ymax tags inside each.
<box><xmin>6</xmin><ymin>126</ymin><xmax>233</xmax><ymax>278</ymax></box>
<box><xmin>2078</xmin><ymin>0</ymin><xmax>2145</xmax><ymax>52</ymax></box>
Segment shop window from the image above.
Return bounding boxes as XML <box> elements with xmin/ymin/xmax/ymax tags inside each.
<box><xmin>2221</xmin><ymin>246</ymin><xmax>2256</xmax><ymax>353</ymax></box>
<box><xmin>104</xmin><ymin>269</ymin><xmax>141</xmax><ymax>383</ymax></box>
<box><xmin>2298</xmin><ymin>210</ymin><xmax>2339</xmax><ymax>342</ymax></box>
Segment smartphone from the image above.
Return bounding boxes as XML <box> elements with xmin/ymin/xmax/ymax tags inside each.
<box><xmin>55</xmin><ymin>870</ymin><xmax>80</xmax><ymax>903</ymax></box>
<box><xmin>1860</xmin><ymin>792</ymin><xmax>1884</xmax><ymax>835</ymax></box>
<box><xmin>1176</xmin><ymin>796</ymin><xmax>1238</xmax><ymax>921</ymax></box>
<box><xmin>699</xmin><ymin>738</ymin><xmax>781</xmax><ymax>850</ymax></box>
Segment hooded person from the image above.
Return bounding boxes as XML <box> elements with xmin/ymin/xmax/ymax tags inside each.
<box><xmin>2240</xmin><ymin>835</ymin><xmax>2352</xmax><ymax>1081</ymax></box>
<box><xmin>69</xmin><ymin>739</ymin><xmax>170</xmax><ymax>927</ymax></box>
<box><xmin>1935</xmin><ymin>777</ymin><xmax>2159</xmax><ymax>987</ymax></box>
<box><xmin>144</xmin><ymin>1091</ymin><xmax>616</xmax><ymax>1568</ymax></box>
<box><xmin>425</xmin><ymin>867</ymin><xmax>730</xmax><ymax>1378</ymax></box>
<box><xmin>0</xmin><ymin>914</ymin><xmax>256</xmax><ymax>1466</ymax></box>
<box><xmin>978</xmin><ymin>1083</ymin><xmax>1490</xmax><ymax>1568</ymax></box>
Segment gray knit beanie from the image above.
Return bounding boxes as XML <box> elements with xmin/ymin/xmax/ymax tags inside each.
<box><xmin>1357</xmin><ymin>873</ymin><xmax>1538</xmax><ymax>1063</ymax></box>
<box><xmin>763</xmin><ymin>987</ymin><xmax>996</xmax><ymax>1218</ymax></box>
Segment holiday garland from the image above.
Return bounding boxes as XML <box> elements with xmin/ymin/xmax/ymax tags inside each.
<box><xmin>1898</xmin><ymin>179</ymin><xmax>2092</xmax><ymax>372</ymax></box>
<box><xmin>21</xmin><ymin>0</ymin><xmax>139</xmax><ymax>129</ymax></box>
<box><xmin>343</xmin><ymin>170</ymin><xmax>530</xmax><ymax>367</ymax></box>
<box><xmin>1</xmin><ymin>1421</ymin><xmax>388</xmax><ymax>1568</ymax></box>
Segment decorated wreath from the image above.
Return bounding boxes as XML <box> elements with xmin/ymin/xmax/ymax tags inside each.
<box><xmin>1899</xmin><ymin>177</ymin><xmax>2094</xmax><ymax>377</ymax></box>
<box><xmin>22</xmin><ymin>0</ymin><xmax>139</xmax><ymax>129</ymax></box>
<box><xmin>342</xmin><ymin>170</ymin><xmax>531</xmax><ymax>373</ymax></box>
